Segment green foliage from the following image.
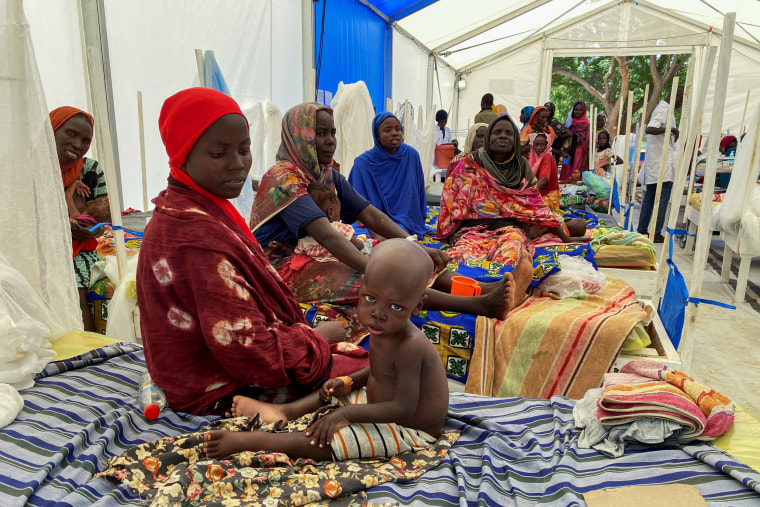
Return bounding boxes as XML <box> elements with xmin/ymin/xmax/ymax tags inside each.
<box><xmin>550</xmin><ymin>55</ymin><xmax>689</xmax><ymax>125</ymax></box>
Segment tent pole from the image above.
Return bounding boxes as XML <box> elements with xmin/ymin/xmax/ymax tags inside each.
<box><xmin>79</xmin><ymin>0</ymin><xmax>123</xmax><ymax>208</ymax></box>
<box><xmin>589</xmin><ymin>105</ymin><xmax>595</xmax><ymax>174</ymax></box>
<box><xmin>619</xmin><ymin>95</ymin><xmax>633</xmax><ymax>222</ymax></box>
<box><xmin>682</xmin><ymin>13</ymin><xmax>736</xmax><ymax>373</ymax></box>
<box><xmin>426</xmin><ymin>55</ymin><xmax>434</xmax><ymax>117</ymax></box>
<box><xmin>301</xmin><ymin>0</ymin><xmax>314</xmax><ymax>102</ymax></box>
<box><xmin>740</xmin><ymin>90</ymin><xmax>750</xmax><ymax>135</ymax></box>
<box><xmin>385</xmin><ymin>98</ymin><xmax>393</xmax><ymax>113</ymax></box>
<box><xmin>613</xmin><ymin>91</ymin><xmax>624</xmax><ymax>149</ymax></box>
<box><xmin>194</xmin><ymin>49</ymin><xmax>205</xmax><ymax>87</ymax></box>
<box><xmin>647</xmin><ymin>76</ymin><xmax>679</xmax><ymax>239</ymax></box>
<box><xmin>137</xmin><ymin>91</ymin><xmax>148</xmax><ymax>212</ymax></box>
<box><xmin>653</xmin><ymin>59</ymin><xmax>699</xmax><ymax>301</ymax></box>
<box><xmin>632</xmin><ymin>84</ymin><xmax>650</xmax><ymax>205</ymax></box>
<box><xmin>76</xmin><ymin>0</ymin><xmax>97</xmax><ymax>162</ymax></box>
<box><xmin>86</xmin><ymin>47</ymin><xmax>128</xmax><ymax>291</ymax></box>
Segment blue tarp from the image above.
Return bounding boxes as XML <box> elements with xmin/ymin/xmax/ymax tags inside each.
<box><xmin>314</xmin><ymin>0</ymin><xmax>435</xmax><ymax>111</ymax></box>
<box><xmin>314</xmin><ymin>0</ymin><xmax>387</xmax><ymax>111</ymax></box>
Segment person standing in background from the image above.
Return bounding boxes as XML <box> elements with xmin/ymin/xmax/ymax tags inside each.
<box><xmin>474</xmin><ymin>93</ymin><xmax>498</xmax><ymax>125</ymax></box>
<box><xmin>435</xmin><ymin>110</ymin><xmax>451</xmax><ymax>145</ymax></box>
<box><xmin>636</xmin><ymin>86</ymin><xmax>684</xmax><ymax>243</ymax></box>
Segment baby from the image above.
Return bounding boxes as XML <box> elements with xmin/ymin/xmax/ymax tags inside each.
<box><xmin>203</xmin><ymin>238</ymin><xmax>449</xmax><ymax>460</ymax></box>
<box><xmin>525</xmin><ymin>217</ymin><xmax>590</xmax><ymax>243</ymax></box>
<box><xmin>291</xmin><ymin>183</ymin><xmax>365</xmax><ymax>260</ymax></box>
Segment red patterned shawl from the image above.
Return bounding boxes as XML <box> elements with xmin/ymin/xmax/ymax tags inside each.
<box><xmin>137</xmin><ymin>184</ymin><xmax>336</xmax><ymax>414</ymax></box>
<box><xmin>436</xmin><ymin>153</ymin><xmax>560</xmax><ymax>239</ymax></box>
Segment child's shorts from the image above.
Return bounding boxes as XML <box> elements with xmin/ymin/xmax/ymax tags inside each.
<box><xmin>328</xmin><ymin>388</ymin><xmax>437</xmax><ymax>461</ymax></box>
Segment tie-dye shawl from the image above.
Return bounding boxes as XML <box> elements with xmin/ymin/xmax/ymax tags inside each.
<box><xmin>137</xmin><ymin>183</ymin><xmax>334</xmax><ymax>415</ymax></box>
<box><xmin>436</xmin><ymin>153</ymin><xmax>560</xmax><ymax>240</ymax></box>
<box><xmin>250</xmin><ymin>103</ymin><xmax>335</xmax><ymax>231</ymax></box>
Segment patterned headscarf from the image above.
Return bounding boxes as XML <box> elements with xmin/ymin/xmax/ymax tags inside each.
<box><xmin>49</xmin><ymin>106</ymin><xmax>94</xmax><ymax>187</ymax></box>
<box><xmin>250</xmin><ymin>103</ymin><xmax>335</xmax><ymax>230</ymax></box>
<box><xmin>462</xmin><ymin>123</ymin><xmax>489</xmax><ymax>154</ymax></box>
<box><xmin>473</xmin><ymin>114</ymin><xmax>531</xmax><ymax>189</ymax></box>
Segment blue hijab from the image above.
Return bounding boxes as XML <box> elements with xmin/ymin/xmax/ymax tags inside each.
<box><xmin>348</xmin><ymin>112</ymin><xmax>429</xmax><ymax>238</ymax></box>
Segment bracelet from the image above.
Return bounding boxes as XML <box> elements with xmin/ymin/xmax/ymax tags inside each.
<box><xmin>337</xmin><ymin>376</ymin><xmax>353</xmax><ymax>392</ymax></box>
<box><xmin>405</xmin><ymin>234</ymin><xmax>418</xmax><ymax>242</ymax></box>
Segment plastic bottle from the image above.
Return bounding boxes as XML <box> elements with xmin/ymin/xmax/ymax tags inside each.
<box><xmin>137</xmin><ymin>372</ymin><xmax>166</xmax><ymax>420</ymax></box>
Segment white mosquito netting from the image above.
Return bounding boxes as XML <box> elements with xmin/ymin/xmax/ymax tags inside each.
<box><xmin>711</xmin><ymin>105</ymin><xmax>760</xmax><ymax>255</ymax></box>
<box><xmin>1</xmin><ymin>1</ymin><xmax>81</xmax><ymax>391</ymax></box>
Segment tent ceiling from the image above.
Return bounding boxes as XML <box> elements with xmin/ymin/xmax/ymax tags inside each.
<box><xmin>382</xmin><ymin>0</ymin><xmax>760</xmax><ymax>70</ymax></box>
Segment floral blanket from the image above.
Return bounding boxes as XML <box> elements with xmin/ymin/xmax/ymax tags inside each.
<box><xmin>97</xmin><ymin>414</ymin><xmax>459</xmax><ymax>506</ymax></box>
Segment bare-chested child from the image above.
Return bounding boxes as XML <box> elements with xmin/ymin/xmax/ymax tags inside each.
<box><xmin>203</xmin><ymin>239</ymin><xmax>450</xmax><ymax>460</ymax></box>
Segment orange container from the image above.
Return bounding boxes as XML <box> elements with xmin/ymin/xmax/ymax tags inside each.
<box><xmin>451</xmin><ymin>276</ymin><xmax>481</xmax><ymax>297</ymax></box>
<box><xmin>434</xmin><ymin>144</ymin><xmax>455</xmax><ymax>169</ymax></box>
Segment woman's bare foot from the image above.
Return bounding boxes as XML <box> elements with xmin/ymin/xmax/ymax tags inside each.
<box><xmin>204</xmin><ymin>430</ymin><xmax>260</xmax><ymax>459</ymax></box>
<box><xmin>480</xmin><ymin>251</ymin><xmax>534</xmax><ymax>319</ymax></box>
<box><xmin>231</xmin><ymin>396</ymin><xmax>289</xmax><ymax>423</ymax></box>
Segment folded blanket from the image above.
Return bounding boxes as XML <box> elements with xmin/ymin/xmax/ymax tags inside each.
<box><xmin>466</xmin><ymin>276</ymin><xmax>651</xmax><ymax>399</ymax></box>
<box><xmin>598</xmin><ymin>360</ymin><xmax>735</xmax><ymax>440</ymax></box>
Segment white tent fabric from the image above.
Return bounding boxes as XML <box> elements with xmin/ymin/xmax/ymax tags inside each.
<box><xmin>235</xmin><ymin>101</ymin><xmax>282</xmax><ymax>222</ymax></box>
<box><xmin>391</xmin><ymin>0</ymin><xmax>760</xmax><ymax>137</ymax></box>
<box><xmin>25</xmin><ymin>0</ymin><xmax>304</xmax><ymax>211</ymax></box>
<box><xmin>1</xmin><ymin>2</ymin><xmax>77</xmax><ymax>389</ymax></box>
<box><xmin>330</xmin><ymin>81</ymin><xmax>375</xmax><ymax>180</ymax></box>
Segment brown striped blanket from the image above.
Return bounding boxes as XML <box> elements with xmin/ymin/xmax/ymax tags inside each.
<box><xmin>466</xmin><ymin>276</ymin><xmax>651</xmax><ymax>399</ymax></box>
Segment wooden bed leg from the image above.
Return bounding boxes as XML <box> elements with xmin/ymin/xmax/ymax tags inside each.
<box><xmin>720</xmin><ymin>243</ymin><xmax>733</xmax><ymax>284</ymax></box>
<box><xmin>685</xmin><ymin>221</ymin><xmax>697</xmax><ymax>254</ymax></box>
<box><xmin>735</xmin><ymin>256</ymin><xmax>751</xmax><ymax>304</ymax></box>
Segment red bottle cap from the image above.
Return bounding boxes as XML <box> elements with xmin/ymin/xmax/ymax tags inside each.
<box><xmin>144</xmin><ymin>403</ymin><xmax>160</xmax><ymax>420</ymax></box>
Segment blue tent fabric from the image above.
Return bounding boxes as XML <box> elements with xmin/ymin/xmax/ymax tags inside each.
<box><xmin>315</xmin><ymin>0</ymin><xmax>387</xmax><ymax>111</ymax></box>
<box><xmin>371</xmin><ymin>0</ymin><xmax>438</xmax><ymax>20</ymax></box>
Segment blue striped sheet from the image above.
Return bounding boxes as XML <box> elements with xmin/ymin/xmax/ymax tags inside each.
<box><xmin>1</xmin><ymin>345</ymin><xmax>758</xmax><ymax>506</ymax></box>
<box><xmin>0</xmin><ymin>343</ymin><xmax>216</xmax><ymax>506</ymax></box>
<box><xmin>366</xmin><ymin>394</ymin><xmax>760</xmax><ymax>506</ymax></box>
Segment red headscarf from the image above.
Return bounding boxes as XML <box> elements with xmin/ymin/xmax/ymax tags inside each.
<box><xmin>719</xmin><ymin>135</ymin><xmax>737</xmax><ymax>154</ymax></box>
<box><xmin>158</xmin><ymin>87</ymin><xmax>253</xmax><ymax>240</ymax></box>
<box><xmin>49</xmin><ymin>106</ymin><xmax>94</xmax><ymax>187</ymax></box>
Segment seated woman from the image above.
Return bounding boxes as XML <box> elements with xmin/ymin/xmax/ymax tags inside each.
<box><xmin>519</xmin><ymin>106</ymin><xmax>555</xmax><ymax>157</ymax></box>
<box><xmin>449</xmin><ymin>122</ymin><xmax>488</xmax><ymax>171</ymax></box>
<box><xmin>437</xmin><ymin>114</ymin><xmax>560</xmax><ymax>277</ymax></box>
<box><xmin>528</xmin><ymin>133</ymin><xmax>560</xmax><ymax>211</ymax></box>
<box><xmin>50</xmin><ymin>107</ymin><xmax>109</xmax><ymax>332</ymax></box>
<box><xmin>348</xmin><ymin>112</ymin><xmax>428</xmax><ymax>239</ymax></box>
<box><xmin>136</xmin><ymin>88</ymin><xmax>369</xmax><ymax>416</ymax></box>
<box><xmin>251</xmin><ymin>104</ymin><xmax>520</xmax><ymax>333</ymax></box>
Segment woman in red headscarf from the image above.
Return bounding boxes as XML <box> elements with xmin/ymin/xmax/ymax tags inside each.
<box><xmin>50</xmin><ymin>106</ymin><xmax>109</xmax><ymax>331</ymax></box>
<box><xmin>518</xmin><ymin>105</ymin><xmax>555</xmax><ymax>155</ymax></box>
<box><xmin>136</xmin><ymin>88</ymin><xmax>368</xmax><ymax>416</ymax></box>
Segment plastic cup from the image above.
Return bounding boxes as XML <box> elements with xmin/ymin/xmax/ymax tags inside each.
<box><xmin>450</xmin><ymin>276</ymin><xmax>481</xmax><ymax>297</ymax></box>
